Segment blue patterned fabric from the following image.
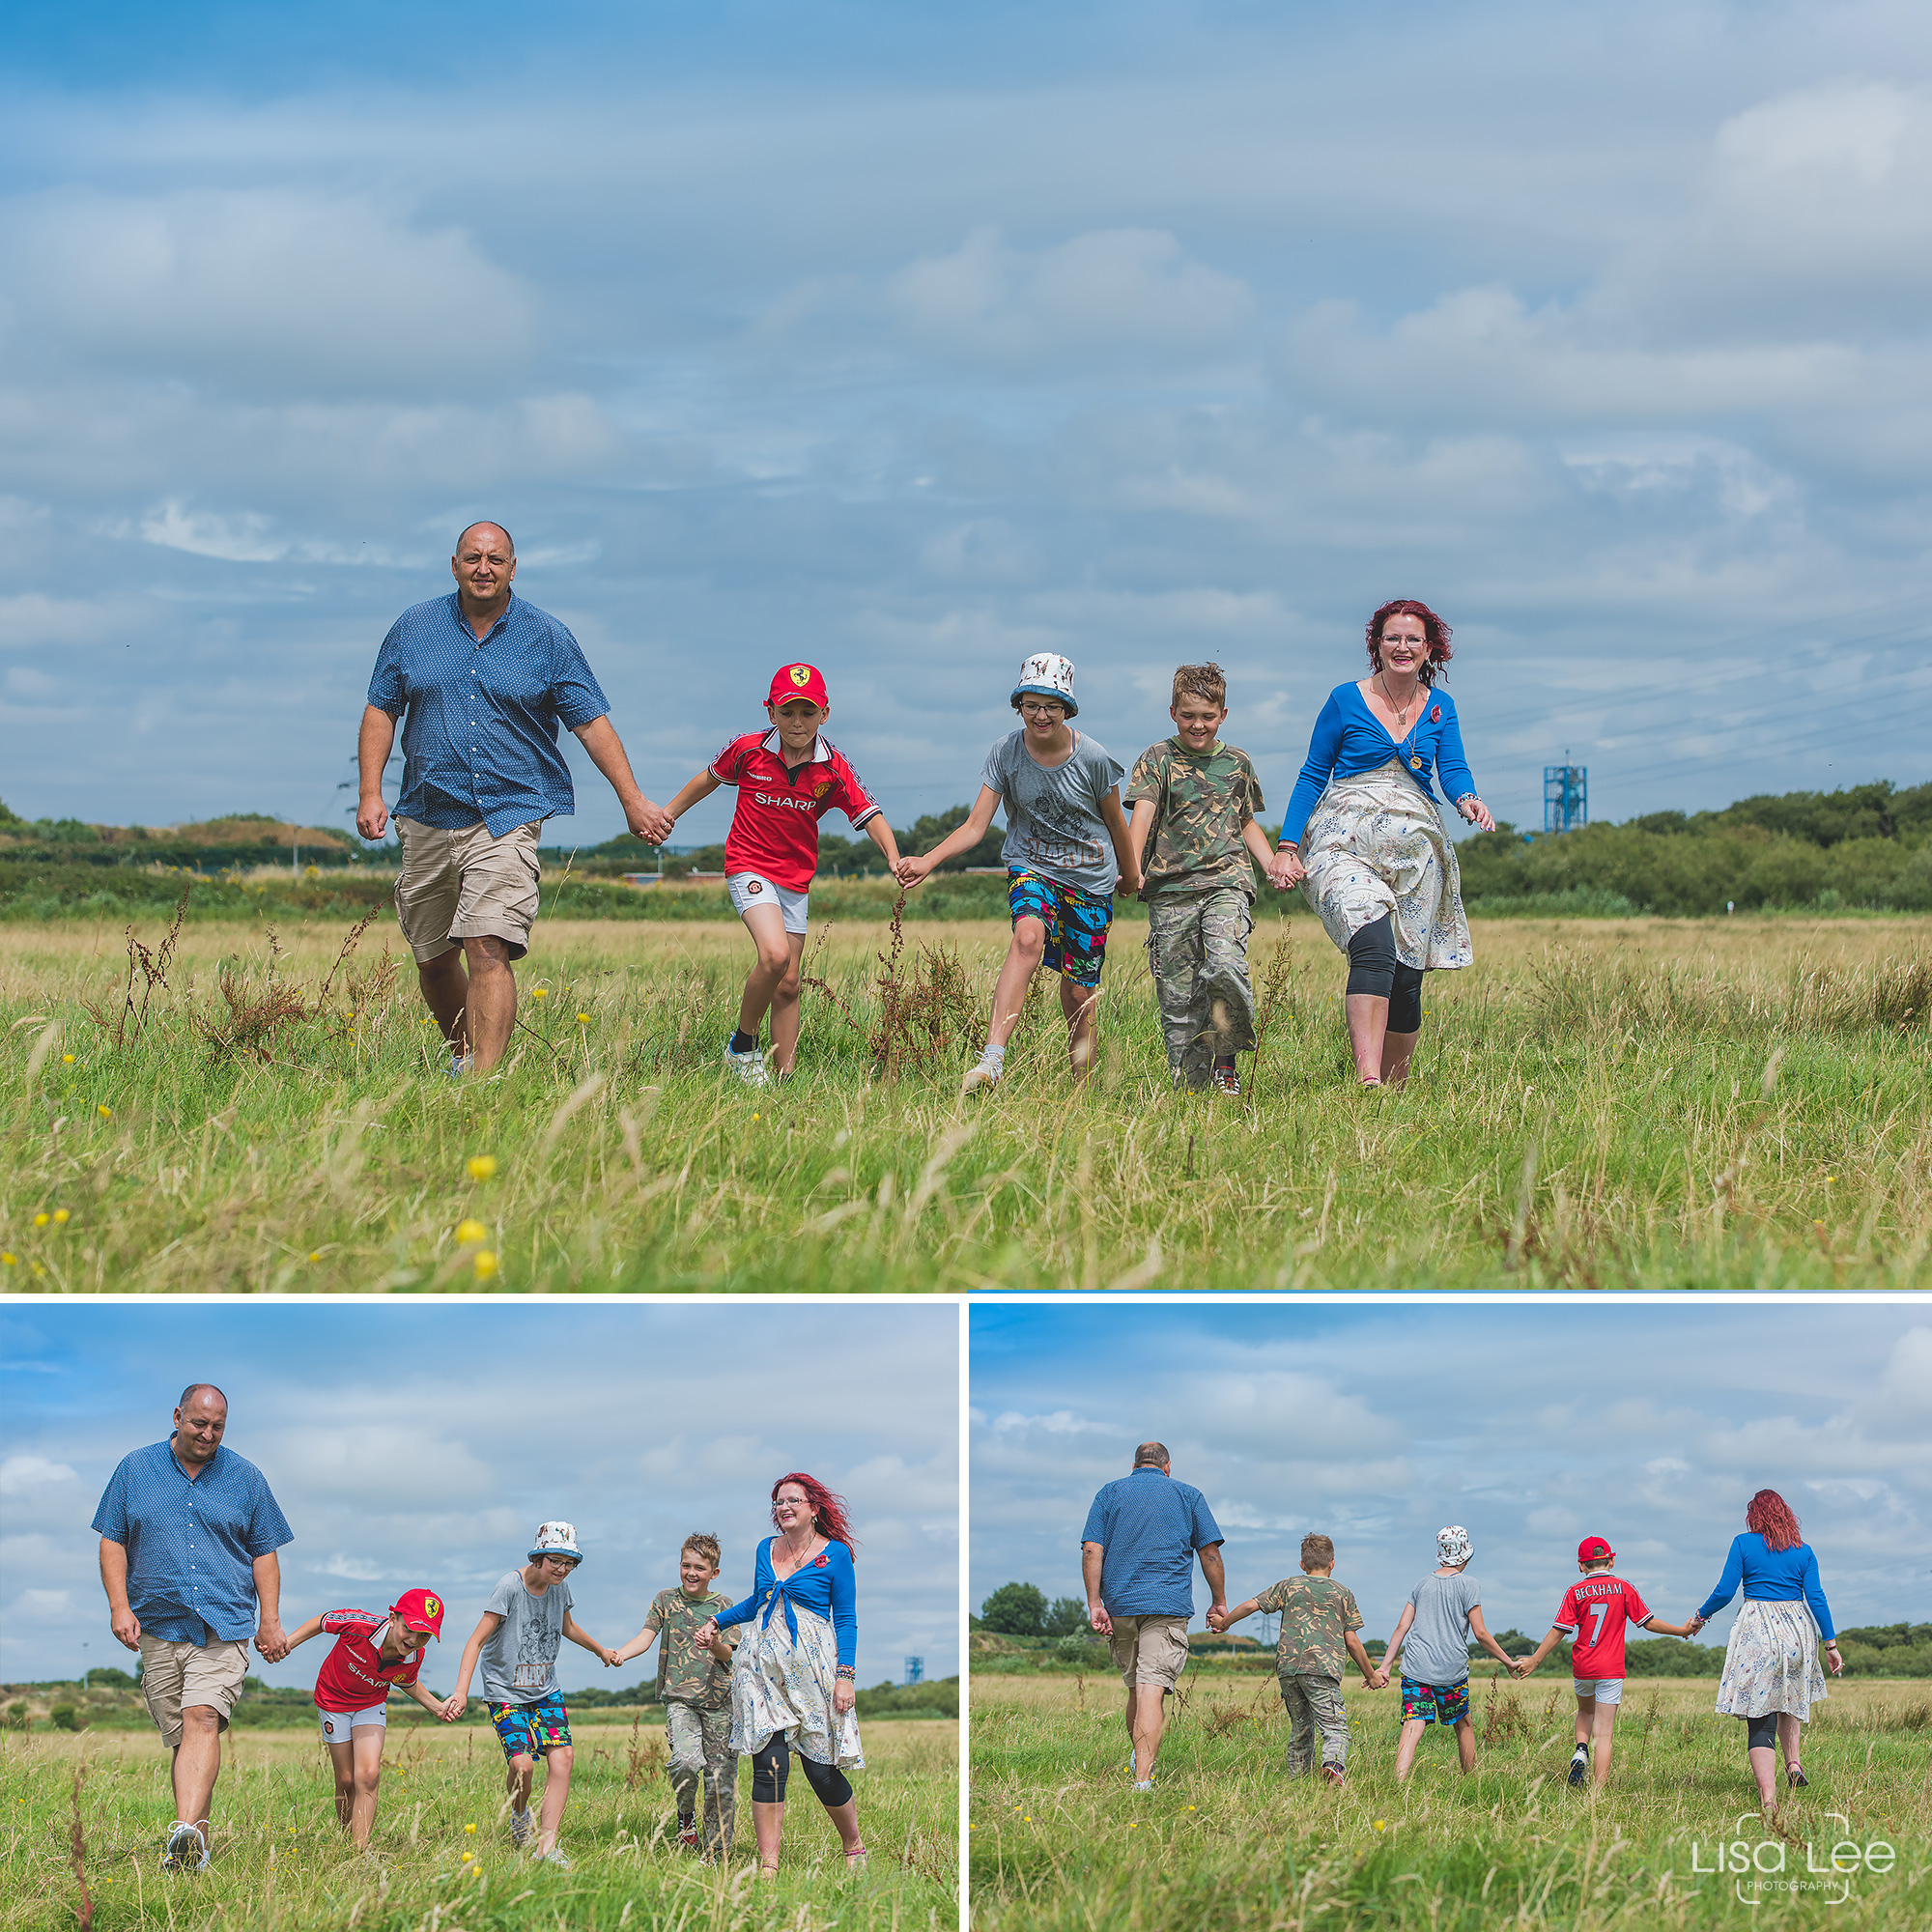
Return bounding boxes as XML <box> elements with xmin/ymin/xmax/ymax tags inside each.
<box><xmin>92</xmin><ymin>1441</ymin><xmax>294</xmax><ymax>1644</ymax></box>
<box><xmin>714</xmin><ymin>1537</ymin><xmax>857</xmax><ymax>1670</ymax></box>
<box><xmin>1697</xmin><ymin>1534</ymin><xmax>1834</xmax><ymax>1637</ymax></box>
<box><xmin>1279</xmin><ymin>682</ymin><xmax>1478</xmax><ymax>849</ymax></box>
<box><xmin>1080</xmin><ymin>1467</ymin><xmax>1223</xmax><ymax>1618</ymax></box>
<box><xmin>366</xmin><ymin>591</ymin><xmax>611</xmax><ymax>838</ymax></box>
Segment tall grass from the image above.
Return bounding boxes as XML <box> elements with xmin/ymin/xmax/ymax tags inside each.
<box><xmin>6</xmin><ymin>912</ymin><xmax>1932</xmax><ymax>1291</ymax></box>
<box><xmin>2</xmin><ymin>1717</ymin><xmax>955</xmax><ymax>1931</ymax></box>
<box><xmin>971</xmin><ymin>1671</ymin><xmax>1929</xmax><ymax>1931</ymax></box>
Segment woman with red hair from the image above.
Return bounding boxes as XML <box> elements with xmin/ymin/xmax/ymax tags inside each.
<box><xmin>1688</xmin><ymin>1489</ymin><xmax>1842</xmax><ymax>1807</ymax></box>
<box><xmin>696</xmin><ymin>1474</ymin><xmax>866</xmax><ymax>1875</ymax></box>
<box><xmin>1269</xmin><ymin>600</ymin><xmax>1494</xmax><ymax>1088</ymax></box>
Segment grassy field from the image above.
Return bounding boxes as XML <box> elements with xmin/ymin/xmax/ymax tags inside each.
<box><xmin>1</xmin><ymin>1715</ymin><xmax>956</xmax><ymax>1931</ymax></box>
<box><xmin>970</xmin><ymin>1669</ymin><xmax>1930</xmax><ymax>1930</ymax></box>
<box><xmin>7</xmin><ymin>907</ymin><xmax>1932</xmax><ymax>1290</ymax></box>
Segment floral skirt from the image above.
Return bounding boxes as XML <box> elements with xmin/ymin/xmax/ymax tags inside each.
<box><xmin>728</xmin><ymin>1602</ymin><xmax>864</xmax><ymax>1772</ymax></box>
<box><xmin>1714</xmin><ymin>1599</ymin><xmax>1829</xmax><ymax>1722</ymax></box>
<box><xmin>1299</xmin><ymin>760</ymin><xmax>1473</xmax><ymax>972</ymax></box>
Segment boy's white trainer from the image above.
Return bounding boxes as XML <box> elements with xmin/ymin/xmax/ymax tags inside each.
<box><xmin>536</xmin><ymin>1844</ymin><xmax>573</xmax><ymax>1870</ymax></box>
<box><xmin>961</xmin><ymin>1046</ymin><xmax>1005</xmax><ymax>1095</ymax></box>
<box><xmin>724</xmin><ymin>1040</ymin><xmax>770</xmax><ymax>1088</ymax></box>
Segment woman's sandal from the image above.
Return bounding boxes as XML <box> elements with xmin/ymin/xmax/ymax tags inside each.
<box><xmin>1786</xmin><ymin>1763</ymin><xmax>1808</xmax><ymax>1788</ymax></box>
<box><xmin>758</xmin><ymin>1862</ymin><xmax>781</xmax><ymax>1882</ymax></box>
<box><xmin>845</xmin><ymin>1844</ymin><xmax>869</xmax><ymax>1870</ymax></box>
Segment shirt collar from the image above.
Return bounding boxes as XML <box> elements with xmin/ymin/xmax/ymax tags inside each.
<box><xmin>761</xmin><ymin>727</ymin><xmax>826</xmax><ymax>765</ymax></box>
<box><xmin>168</xmin><ymin>1438</ymin><xmax>223</xmax><ymax>1482</ymax></box>
<box><xmin>448</xmin><ymin>587</ymin><xmax>514</xmax><ymax>641</ymax></box>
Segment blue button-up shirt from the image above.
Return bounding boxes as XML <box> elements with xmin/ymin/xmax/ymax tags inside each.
<box><xmin>367</xmin><ymin>591</ymin><xmax>612</xmax><ymax>838</ymax></box>
<box><xmin>1081</xmin><ymin>1467</ymin><xmax>1223</xmax><ymax>1619</ymax></box>
<box><xmin>92</xmin><ymin>1440</ymin><xmax>294</xmax><ymax>1645</ymax></box>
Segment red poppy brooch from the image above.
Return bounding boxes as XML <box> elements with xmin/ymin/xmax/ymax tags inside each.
<box><xmin>812</xmin><ymin>1554</ymin><xmax>829</xmax><ymax>1568</ymax></box>
<box><xmin>1430</xmin><ymin>706</ymin><xmax>1441</xmax><ymax>722</ymax></box>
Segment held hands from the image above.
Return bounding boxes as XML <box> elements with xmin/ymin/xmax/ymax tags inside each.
<box><xmin>1456</xmin><ymin>796</ymin><xmax>1497</xmax><ymax>834</ymax></box>
<box><xmin>254</xmin><ymin>1621</ymin><xmax>290</xmax><ymax>1664</ymax></box>
<box><xmin>1364</xmin><ymin>1667</ymin><xmax>1389</xmax><ymax>1690</ymax></box>
<box><xmin>1508</xmin><ymin>1657</ymin><xmax>1533</xmax><ymax>1679</ymax></box>
<box><xmin>1268</xmin><ymin>848</ymin><xmax>1305</xmax><ymax>891</ymax></box>
<box><xmin>440</xmin><ymin>1694</ymin><xmax>466</xmax><ymax>1722</ymax></box>
<box><xmin>625</xmin><ymin>798</ymin><xmax>675</xmax><ymax>846</ymax></box>
<box><xmin>694</xmin><ymin>1619</ymin><xmax>722</xmax><ymax>1652</ymax></box>
<box><xmin>895</xmin><ymin>854</ymin><xmax>936</xmax><ymax>890</ymax></box>
<box><xmin>599</xmin><ymin>1646</ymin><xmax>623</xmax><ymax>1668</ymax></box>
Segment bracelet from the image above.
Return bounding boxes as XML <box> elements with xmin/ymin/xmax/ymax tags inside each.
<box><xmin>835</xmin><ymin>1664</ymin><xmax>856</xmax><ymax>1680</ymax></box>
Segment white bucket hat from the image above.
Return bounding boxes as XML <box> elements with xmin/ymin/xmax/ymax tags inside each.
<box><xmin>528</xmin><ymin>1520</ymin><xmax>582</xmax><ymax>1563</ymax></box>
<box><xmin>1436</xmin><ymin>1524</ymin><xmax>1473</xmax><ymax>1566</ymax></box>
<box><xmin>1010</xmin><ymin>652</ymin><xmax>1079</xmax><ymax>718</ymax></box>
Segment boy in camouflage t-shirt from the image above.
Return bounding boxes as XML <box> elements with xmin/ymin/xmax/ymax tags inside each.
<box><xmin>1124</xmin><ymin>664</ymin><xmax>1277</xmax><ymax>1094</ymax></box>
<box><xmin>1211</xmin><ymin>1533</ymin><xmax>1384</xmax><ymax>1784</ymax></box>
<box><xmin>611</xmin><ymin>1534</ymin><xmax>739</xmax><ymax>1859</ymax></box>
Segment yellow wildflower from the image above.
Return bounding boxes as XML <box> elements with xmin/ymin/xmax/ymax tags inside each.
<box><xmin>97</xmin><ymin>1104</ymin><xmax>112</xmax><ymax>1119</ymax></box>
<box><xmin>466</xmin><ymin>1155</ymin><xmax>497</xmax><ymax>1182</ymax></box>
<box><xmin>61</xmin><ymin>1054</ymin><xmax>74</xmax><ymax>1065</ymax></box>
<box><xmin>33</xmin><ymin>1213</ymin><xmax>49</xmax><ymax>1228</ymax></box>
<box><xmin>456</xmin><ymin>1218</ymin><xmax>488</xmax><ymax>1246</ymax></box>
<box><xmin>473</xmin><ymin>1251</ymin><xmax>499</xmax><ymax>1281</ymax></box>
<box><xmin>52</xmin><ymin>1208</ymin><xmax>70</xmax><ymax>1225</ymax></box>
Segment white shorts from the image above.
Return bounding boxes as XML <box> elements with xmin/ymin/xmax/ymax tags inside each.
<box><xmin>318</xmin><ymin>1704</ymin><xmax>387</xmax><ymax>1744</ymax></box>
<box><xmin>1574</xmin><ymin>1677</ymin><xmax>1623</xmax><ymax>1705</ymax></box>
<box><xmin>727</xmin><ymin>871</ymin><xmax>809</xmax><ymax>935</ymax></box>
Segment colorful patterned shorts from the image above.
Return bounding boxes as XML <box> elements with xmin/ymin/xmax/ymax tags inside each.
<box><xmin>1008</xmin><ymin>869</ymin><xmax>1114</xmax><ymax>988</ymax></box>
<box><xmin>488</xmin><ymin>1697</ymin><xmax>572</xmax><ymax>1762</ymax></box>
<box><xmin>1401</xmin><ymin>1677</ymin><xmax>1469</xmax><ymax>1725</ymax></box>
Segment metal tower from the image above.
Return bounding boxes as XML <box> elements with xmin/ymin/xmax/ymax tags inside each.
<box><xmin>1543</xmin><ymin>760</ymin><xmax>1587</xmax><ymax>834</ymax></box>
<box><xmin>903</xmin><ymin>1656</ymin><xmax>924</xmax><ymax>1686</ymax></box>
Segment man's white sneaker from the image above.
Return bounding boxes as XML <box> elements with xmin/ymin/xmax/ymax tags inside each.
<box><xmin>510</xmin><ymin>1807</ymin><xmax>533</xmax><ymax>1849</ymax></box>
<box><xmin>724</xmin><ymin>1041</ymin><xmax>770</xmax><ymax>1089</ymax></box>
<box><xmin>162</xmin><ymin>1822</ymin><xmax>207</xmax><ymax>1872</ymax></box>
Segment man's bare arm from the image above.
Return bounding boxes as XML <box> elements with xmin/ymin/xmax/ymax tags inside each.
<box><xmin>572</xmin><ymin>715</ymin><xmax>673</xmax><ymax>844</ymax></box>
<box><xmin>357</xmin><ymin>706</ymin><xmax>397</xmax><ymax>840</ymax></box>
<box><xmin>99</xmin><ymin>1539</ymin><xmax>139</xmax><ymax>1650</ymax></box>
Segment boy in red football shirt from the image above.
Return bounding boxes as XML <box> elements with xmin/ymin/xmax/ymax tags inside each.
<box><xmin>282</xmin><ymin>1588</ymin><xmax>453</xmax><ymax>1847</ymax></box>
<box><xmin>663</xmin><ymin>665</ymin><xmax>901</xmax><ymax>1087</ymax></box>
<box><xmin>1517</xmin><ymin>1537</ymin><xmax>1698</xmax><ymax>1789</ymax></box>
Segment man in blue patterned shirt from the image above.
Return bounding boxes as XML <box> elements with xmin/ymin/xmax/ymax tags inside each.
<box><xmin>356</xmin><ymin>522</ymin><xmax>672</xmax><ymax>1071</ymax></box>
<box><xmin>93</xmin><ymin>1383</ymin><xmax>295</xmax><ymax>1873</ymax></box>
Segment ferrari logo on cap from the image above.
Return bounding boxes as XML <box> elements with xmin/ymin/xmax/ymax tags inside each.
<box><xmin>424</xmin><ymin>1595</ymin><xmax>440</xmax><ymax>1617</ymax></box>
<box><xmin>788</xmin><ymin>665</ymin><xmax>811</xmax><ymax>687</ymax></box>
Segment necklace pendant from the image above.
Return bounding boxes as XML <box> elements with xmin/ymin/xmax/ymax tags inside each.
<box><xmin>1410</xmin><ymin>756</ymin><xmax>1423</xmax><ymax>769</ymax></box>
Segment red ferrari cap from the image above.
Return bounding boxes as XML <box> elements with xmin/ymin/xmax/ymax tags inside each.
<box><xmin>390</xmin><ymin>1588</ymin><xmax>445</xmax><ymax>1637</ymax></box>
<box><xmin>767</xmin><ymin>663</ymin><xmax>829</xmax><ymax>709</ymax></box>
<box><xmin>1577</xmin><ymin>1537</ymin><xmax>1615</xmax><ymax>1565</ymax></box>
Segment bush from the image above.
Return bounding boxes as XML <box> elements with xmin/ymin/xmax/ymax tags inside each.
<box><xmin>49</xmin><ymin>1705</ymin><xmax>83</xmax><ymax>1732</ymax></box>
<box><xmin>3</xmin><ymin>1702</ymin><xmax>28</xmax><ymax>1731</ymax></box>
<box><xmin>88</xmin><ymin>1667</ymin><xmax>137</xmax><ymax>1690</ymax></box>
<box><xmin>980</xmin><ymin>1581</ymin><xmax>1048</xmax><ymax>1636</ymax></box>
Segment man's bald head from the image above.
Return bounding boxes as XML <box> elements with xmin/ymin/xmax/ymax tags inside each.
<box><xmin>178</xmin><ymin>1382</ymin><xmax>228</xmax><ymax>1413</ymax></box>
<box><xmin>455</xmin><ymin>522</ymin><xmax>515</xmax><ymax>559</ymax></box>
<box><xmin>1133</xmin><ymin>1441</ymin><xmax>1170</xmax><ymax>1470</ymax></box>
<box><xmin>173</xmin><ymin>1384</ymin><xmax>229</xmax><ymax>1465</ymax></box>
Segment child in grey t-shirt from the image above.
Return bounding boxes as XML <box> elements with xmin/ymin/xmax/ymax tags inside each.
<box><xmin>447</xmin><ymin>1522</ymin><xmax>621</xmax><ymax>1866</ymax></box>
<box><xmin>896</xmin><ymin>653</ymin><xmax>1140</xmax><ymax>1092</ymax></box>
<box><xmin>1382</xmin><ymin>1525</ymin><xmax>1524</xmax><ymax>1782</ymax></box>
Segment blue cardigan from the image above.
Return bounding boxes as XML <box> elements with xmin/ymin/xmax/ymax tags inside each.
<box><xmin>1278</xmin><ymin>681</ymin><xmax>1478</xmax><ymax>850</ymax></box>
<box><xmin>1696</xmin><ymin>1533</ymin><xmax>1834</xmax><ymax>1639</ymax></box>
<box><xmin>715</xmin><ymin>1536</ymin><xmax>857</xmax><ymax>1670</ymax></box>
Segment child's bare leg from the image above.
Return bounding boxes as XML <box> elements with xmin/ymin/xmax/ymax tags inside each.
<box><xmin>534</xmin><ymin>1746</ymin><xmax>572</xmax><ymax>1855</ymax></box>
<box><xmin>1454</xmin><ymin>1715</ymin><xmax>1477</xmax><ymax>1773</ymax></box>
<box><xmin>349</xmin><ymin>1729</ymin><xmax>384</xmax><ymax>1847</ymax></box>
<box><xmin>1592</xmin><ymin>1702</ymin><xmax>1617</xmax><ymax>1786</ymax></box>
<box><xmin>735</xmin><ymin>904</ymin><xmax>793</xmax><ymax>1041</ymax></box>
<box><xmin>1061</xmin><ymin>974</ymin><xmax>1099</xmax><ymax>1079</ymax></box>
<box><xmin>327</xmin><ymin>1740</ymin><xmax>357</xmax><ymax>1831</ymax></box>
<box><xmin>505</xmin><ymin>1752</ymin><xmax>536</xmax><ymax>1816</ymax></box>
<box><xmin>1393</xmin><ymin>1716</ymin><xmax>1427</xmax><ymax>1780</ymax></box>
<box><xmin>1574</xmin><ymin>1694</ymin><xmax>1595</xmax><ymax>1749</ymax></box>
<box><xmin>765</xmin><ymin>932</ymin><xmax>808</xmax><ymax>1075</ymax></box>
<box><xmin>1345</xmin><ymin>993</ymin><xmax>1390</xmax><ymax>1084</ymax></box>
<box><xmin>1380</xmin><ymin>1029</ymin><xmax>1420</xmax><ymax>1088</ymax></box>
<box><xmin>988</xmin><ymin>922</ymin><xmax>1046</xmax><ymax>1047</ymax></box>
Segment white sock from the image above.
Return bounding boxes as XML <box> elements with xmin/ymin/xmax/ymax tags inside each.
<box><xmin>980</xmin><ymin>1041</ymin><xmax>1007</xmax><ymax>1071</ymax></box>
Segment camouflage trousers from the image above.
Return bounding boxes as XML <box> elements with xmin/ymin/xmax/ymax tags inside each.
<box><xmin>1279</xmin><ymin>1671</ymin><xmax>1350</xmax><ymax>1775</ymax></box>
<box><xmin>1145</xmin><ymin>889</ymin><xmax>1256</xmax><ymax>1089</ymax></box>
<box><xmin>667</xmin><ymin>1701</ymin><xmax>737</xmax><ymax>1859</ymax></box>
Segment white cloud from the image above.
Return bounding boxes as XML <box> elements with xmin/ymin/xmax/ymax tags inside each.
<box><xmin>323</xmin><ymin>1554</ymin><xmax>385</xmax><ymax>1582</ymax></box>
<box><xmin>11</xmin><ymin>1589</ymin><xmax>71</xmax><ymax>1618</ymax></box>
<box><xmin>0</xmin><ymin>1454</ymin><xmax>77</xmax><ymax>1496</ymax></box>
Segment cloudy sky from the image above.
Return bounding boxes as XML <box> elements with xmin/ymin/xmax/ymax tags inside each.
<box><xmin>7</xmin><ymin>3</ymin><xmax>1932</xmax><ymax>844</ymax></box>
<box><xmin>1</xmin><ymin>1300</ymin><xmax>958</xmax><ymax>1690</ymax></box>
<box><xmin>972</xmin><ymin>1300</ymin><xmax>1931</xmax><ymax>1646</ymax></box>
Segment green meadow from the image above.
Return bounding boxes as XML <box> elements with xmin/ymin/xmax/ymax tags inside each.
<box><xmin>970</xmin><ymin>1669</ymin><xmax>1930</xmax><ymax>1931</ymax></box>
<box><xmin>6</xmin><ymin>902</ymin><xmax>1932</xmax><ymax>1291</ymax></box>
<box><xmin>1</xmin><ymin>1715</ymin><xmax>955</xmax><ymax>1932</ymax></box>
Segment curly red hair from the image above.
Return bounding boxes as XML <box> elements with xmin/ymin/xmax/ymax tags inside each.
<box><xmin>1745</xmin><ymin>1488</ymin><xmax>1802</xmax><ymax>1552</ymax></box>
<box><xmin>1366</xmin><ymin>598</ymin><xmax>1453</xmax><ymax>688</ymax></box>
<box><xmin>772</xmin><ymin>1472</ymin><xmax>858</xmax><ymax>1555</ymax></box>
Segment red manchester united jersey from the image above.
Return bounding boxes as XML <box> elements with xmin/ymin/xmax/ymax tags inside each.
<box><xmin>710</xmin><ymin>729</ymin><xmax>881</xmax><ymax>894</ymax></box>
<box><xmin>313</xmin><ymin>1610</ymin><xmax>426</xmax><ymax>1713</ymax></box>
<box><xmin>1553</xmin><ymin>1575</ymin><xmax>1651</xmax><ymax>1679</ymax></box>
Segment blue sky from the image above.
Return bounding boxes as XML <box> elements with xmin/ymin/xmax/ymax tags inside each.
<box><xmin>7</xmin><ymin>3</ymin><xmax>1932</xmax><ymax>844</ymax></box>
<box><xmin>971</xmin><ymin>1301</ymin><xmax>1931</xmax><ymax>1645</ymax></box>
<box><xmin>0</xmin><ymin>1301</ymin><xmax>958</xmax><ymax>1690</ymax></box>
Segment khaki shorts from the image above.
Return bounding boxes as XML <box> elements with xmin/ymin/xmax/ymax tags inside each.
<box><xmin>137</xmin><ymin>1634</ymin><xmax>251</xmax><ymax>1749</ymax></box>
<box><xmin>1107</xmin><ymin>1613</ymin><xmax>1190</xmax><ymax>1689</ymax></box>
<box><xmin>394</xmin><ymin>817</ymin><xmax>543</xmax><ymax>963</ymax></box>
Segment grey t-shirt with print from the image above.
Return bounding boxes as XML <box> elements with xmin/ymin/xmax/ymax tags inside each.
<box><xmin>480</xmin><ymin>1570</ymin><xmax>574</xmax><ymax>1706</ymax></box>
<box><xmin>980</xmin><ymin>728</ymin><xmax>1126</xmax><ymax>897</ymax></box>
<box><xmin>1399</xmin><ymin>1572</ymin><xmax>1483</xmax><ymax>1686</ymax></box>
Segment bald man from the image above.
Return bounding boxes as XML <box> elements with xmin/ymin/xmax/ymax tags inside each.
<box><xmin>93</xmin><ymin>1384</ymin><xmax>294</xmax><ymax>1873</ymax></box>
<box><xmin>357</xmin><ymin>522</ymin><xmax>672</xmax><ymax>1072</ymax></box>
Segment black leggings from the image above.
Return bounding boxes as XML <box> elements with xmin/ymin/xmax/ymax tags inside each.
<box><xmin>750</xmin><ymin>1736</ymin><xmax>854</xmax><ymax>1808</ymax></box>
<box><xmin>1743</xmin><ymin>1712</ymin><xmax>1779</xmax><ymax>1752</ymax></box>
<box><xmin>1346</xmin><ymin>915</ymin><xmax>1425</xmax><ymax>1033</ymax></box>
